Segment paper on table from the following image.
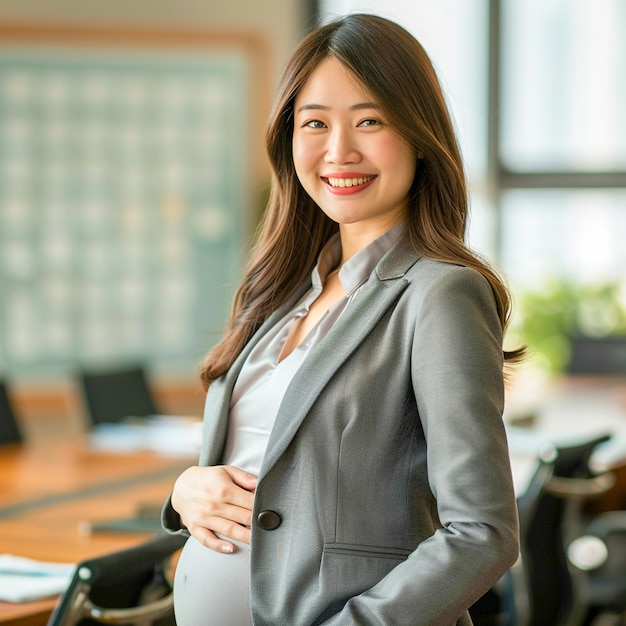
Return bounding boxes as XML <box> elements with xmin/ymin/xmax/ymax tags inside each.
<box><xmin>0</xmin><ymin>554</ymin><xmax>75</xmax><ymax>602</ymax></box>
<box><xmin>88</xmin><ymin>415</ymin><xmax>202</xmax><ymax>456</ymax></box>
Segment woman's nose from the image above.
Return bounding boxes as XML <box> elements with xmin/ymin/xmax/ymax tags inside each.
<box><xmin>324</xmin><ymin>128</ymin><xmax>361</xmax><ymax>164</ymax></box>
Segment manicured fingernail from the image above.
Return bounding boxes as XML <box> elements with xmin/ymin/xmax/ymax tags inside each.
<box><xmin>221</xmin><ymin>544</ymin><xmax>234</xmax><ymax>554</ymax></box>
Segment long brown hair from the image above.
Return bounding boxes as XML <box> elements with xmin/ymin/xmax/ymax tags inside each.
<box><xmin>200</xmin><ymin>13</ymin><xmax>523</xmax><ymax>389</ymax></box>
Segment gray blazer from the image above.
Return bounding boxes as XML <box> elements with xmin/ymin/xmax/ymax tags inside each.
<box><xmin>165</xmin><ymin>235</ymin><xmax>519</xmax><ymax>625</ymax></box>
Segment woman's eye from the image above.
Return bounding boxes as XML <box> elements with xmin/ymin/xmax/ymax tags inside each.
<box><xmin>359</xmin><ymin>118</ymin><xmax>381</xmax><ymax>127</ymax></box>
<box><xmin>305</xmin><ymin>120</ymin><xmax>326</xmax><ymax>129</ymax></box>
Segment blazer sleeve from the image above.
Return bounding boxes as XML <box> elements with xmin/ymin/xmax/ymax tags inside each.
<box><xmin>322</xmin><ymin>266</ymin><xmax>520</xmax><ymax>625</ymax></box>
<box><xmin>161</xmin><ymin>494</ymin><xmax>190</xmax><ymax>536</ymax></box>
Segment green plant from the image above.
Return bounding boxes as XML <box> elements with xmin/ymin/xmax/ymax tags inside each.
<box><xmin>511</xmin><ymin>280</ymin><xmax>626</xmax><ymax>372</ymax></box>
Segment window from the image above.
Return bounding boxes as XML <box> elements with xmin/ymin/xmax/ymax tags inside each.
<box><xmin>501</xmin><ymin>0</ymin><xmax>626</xmax><ymax>173</ymax></box>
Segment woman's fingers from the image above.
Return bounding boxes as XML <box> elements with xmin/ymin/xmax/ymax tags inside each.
<box><xmin>189</xmin><ymin>517</ymin><xmax>252</xmax><ymax>553</ymax></box>
<box><xmin>171</xmin><ymin>465</ymin><xmax>257</xmax><ymax>551</ymax></box>
<box><xmin>222</xmin><ymin>465</ymin><xmax>258</xmax><ymax>492</ymax></box>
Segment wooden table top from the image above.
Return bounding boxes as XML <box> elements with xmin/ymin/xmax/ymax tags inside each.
<box><xmin>0</xmin><ymin>438</ymin><xmax>194</xmax><ymax>625</ymax></box>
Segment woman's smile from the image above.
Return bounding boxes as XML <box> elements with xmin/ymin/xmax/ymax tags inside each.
<box><xmin>322</xmin><ymin>173</ymin><xmax>377</xmax><ymax>193</ymax></box>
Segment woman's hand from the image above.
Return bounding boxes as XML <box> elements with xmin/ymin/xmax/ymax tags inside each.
<box><xmin>171</xmin><ymin>465</ymin><xmax>257</xmax><ymax>553</ymax></box>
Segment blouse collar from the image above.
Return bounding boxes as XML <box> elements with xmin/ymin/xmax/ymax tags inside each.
<box><xmin>312</xmin><ymin>223</ymin><xmax>406</xmax><ymax>296</ymax></box>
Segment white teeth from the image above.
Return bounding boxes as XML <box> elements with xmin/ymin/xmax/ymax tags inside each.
<box><xmin>327</xmin><ymin>176</ymin><xmax>374</xmax><ymax>188</ymax></box>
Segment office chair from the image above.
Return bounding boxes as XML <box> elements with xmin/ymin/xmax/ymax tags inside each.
<box><xmin>78</xmin><ymin>364</ymin><xmax>160</xmax><ymax>426</ymax></box>
<box><xmin>568</xmin><ymin>510</ymin><xmax>626</xmax><ymax>625</ymax></box>
<box><xmin>0</xmin><ymin>379</ymin><xmax>23</xmax><ymax>445</ymax></box>
<box><xmin>470</xmin><ymin>435</ymin><xmax>614</xmax><ymax>626</ymax></box>
<box><xmin>518</xmin><ymin>435</ymin><xmax>614</xmax><ymax>626</ymax></box>
<box><xmin>47</xmin><ymin>532</ymin><xmax>187</xmax><ymax>626</ymax></box>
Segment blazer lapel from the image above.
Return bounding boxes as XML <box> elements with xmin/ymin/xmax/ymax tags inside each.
<box><xmin>259</xmin><ymin>236</ymin><xmax>421</xmax><ymax>476</ymax></box>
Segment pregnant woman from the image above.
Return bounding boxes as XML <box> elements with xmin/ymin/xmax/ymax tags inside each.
<box><xmin>163</xmin><ymin>13</ymin><xmax>523</xmax><ymax>626</ymax></box>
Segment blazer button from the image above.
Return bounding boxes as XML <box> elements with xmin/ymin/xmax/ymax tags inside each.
<box><xmin>257</xmin><ymin>510</ymin><xmax>282</xmax><ymax>530</ymax></box>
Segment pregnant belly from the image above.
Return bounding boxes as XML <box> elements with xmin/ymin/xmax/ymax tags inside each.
<box><xmin>174</xmin><ymin>535</ymin><xmax>252</xmax><ymax>626</ymax></box>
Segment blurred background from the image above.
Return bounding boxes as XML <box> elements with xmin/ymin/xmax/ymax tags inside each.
<box><xmin>0</xmin><ymin>0</ymin><xmax>625</xmax><ymax>435</ymax></box>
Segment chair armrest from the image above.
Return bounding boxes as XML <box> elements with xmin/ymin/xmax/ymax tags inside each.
<box><xmin>545</xmin><ymin>471</ymin><xmax>615</xmax><ymax>498</ymax></box>
<box><xmin>85</xmin><ymin>591</ymin><xmax>174</xmax><ymax>625</ymax></box>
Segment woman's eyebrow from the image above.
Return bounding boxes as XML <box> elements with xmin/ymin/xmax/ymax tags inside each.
<box><xmin>296</xmin><ymin>102</ymin><xmax>381</xmax><ymax>113</ymax></box>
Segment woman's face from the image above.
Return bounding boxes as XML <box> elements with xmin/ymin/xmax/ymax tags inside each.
<box><xmin>292</xmin><ymin>57</ymin><xmax>417</xmax><ymax>238</ymax></box>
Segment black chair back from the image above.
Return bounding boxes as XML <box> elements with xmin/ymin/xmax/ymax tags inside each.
<box><xmin>47</xmin><ymin>532</ymin><xmax>186</xmax><ymax>626</ymax></box>
<box><xmin>522</xmin><ymin>435</ymin><xmax>612</xmax><ymax>626</ymax></box>
<box><xmin>79</xmin><ymin>365</ymin><xmax>159</xmax><ymax>426</ymax></box>
<box><xmin>0</xmin><ymin>380</ymin><xmax>22</xmax><ymax>445</ymax></box>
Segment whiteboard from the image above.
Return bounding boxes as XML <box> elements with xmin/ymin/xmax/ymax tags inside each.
<box><xmin>0</xmin><ymin>30</ymin><xmax>258</xmax><ymax>378</ymax></box>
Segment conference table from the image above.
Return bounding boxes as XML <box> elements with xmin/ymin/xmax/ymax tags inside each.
<box><xmin>0</xmin><ymin>432</ymin><xmax>197</xmax><ymax>626</ymax></box>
